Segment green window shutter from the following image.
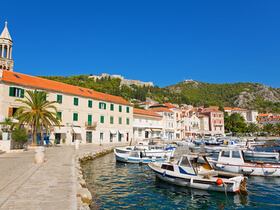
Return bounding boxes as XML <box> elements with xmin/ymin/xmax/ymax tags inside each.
<box><xmin>20</xmin><ymin>89</ymin><xmax>24</xmax><ymax>98</ymax></box>
<box><xmin>99</xmin><ymin>102</ymin><xmax>101</xmax><ymax>109</ymax></box>
<box><xmin>88</xmin><ymin>100</ymin><xmax>92</xmax><ymax>108</ymax></box>
<box><xmin>119</xmin><ymin>117</ymin><xmax>122</xmax><ymax>124</ymax></box>
<box><xmin>110</xmin><ymin>116</ymin><xmax>113</xmax><ymax>124</ymax></box>
<box><xmin>9</xmin><ymin>87</ymin><xmax>14</xmax><ymax>96</ymax></box>
<box><xmin>110</xmin><ymin>104</ymin><xmax>114</xmax><ymax>111</ymax></box>
<box><xmin>73</xmin><ymin>113</ymin><xmax>78</xmax><ymax>121</ymax></box>
<box><xmin>88</xmin><ymin>115</ymin><xmax>92</xmax><ymax>122</ymax></box>
<box><xmin>74</xmin><ymin>98</ymin><xmax>79</xmax><ymax>106</ymax></box>
<box><xmin>100</xmin><ymin>116</ymin><xmax>104</xmax><ymax>123</ymax></box>
<box><xmin>126</xmin><ymin>107</ymin><xmax>129</xmax><ymax>113</ymax></box>
<box><xmin>43</xmin><ymin>93</ymin><xmax>47</xmax><ymax>101</ymax></box>
<box><xmin>119</xmin><ymin>105</ymin><xmax>122</xmax><ymax>112</ymax></box>
<box><xmin>57</xmin><ymin>111</ymin><xmax>62</xmax><ymax>120</ymax></box>
<box><xmin>126</xmin><ymin>118</ymin><xmax>129</xmax><ymax>125</ymax></box>
<box><xmin>57</xmin><ymin>95</ymin><xmax>62</xmax><ymax>103</ymax></box>
<box><xmin>104</xmin><ymin>103</ymin><xmax>106</xmax><ymax>110</ymax></box>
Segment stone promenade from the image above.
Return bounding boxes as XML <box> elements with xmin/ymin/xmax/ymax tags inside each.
<box><xmin>0</xmin><ymin>143</ymin><xmax>127</xmax><ymax>210</ymax></box>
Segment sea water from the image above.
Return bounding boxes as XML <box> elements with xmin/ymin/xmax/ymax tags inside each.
<box><xmin>81</xmin><ymin>146</ymin><xmax>280</xmax><ymax>209</ymax></box>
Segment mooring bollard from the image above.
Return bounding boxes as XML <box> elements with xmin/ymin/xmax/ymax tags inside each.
<box><xmin>35</xmin><ymin>146</ymin><xmax>45</xmax><ymax>164</ymax></box>
<box><xmin>75</xmin><ymin>140</ymin><xmax>80</xmax><ymax>150</ymax></box>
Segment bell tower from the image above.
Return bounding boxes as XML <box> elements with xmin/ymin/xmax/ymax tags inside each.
<box><xmin>0</xmin><ymin>21</ymin><xmax>14</xmax><ymax>71</ymax></box>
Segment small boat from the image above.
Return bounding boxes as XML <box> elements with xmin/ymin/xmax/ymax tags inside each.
<box><xmin>244</xmin><ymin>150</ymin><xmax>279</xmax><ymax>160</ymax></box>
<box><xmin>148</xmin><ymin>152</ymin><xmax>248</xmax><ymax>193</ymax></box>
<box><xmin>208</xmin><ymin>148</ymin><xmax>280</xmax><ymax>177</ymax></box>
<box><xmin>114</xmin><ymin>144</ymin><xmax>175</xmax><ymax>164</ymax></box>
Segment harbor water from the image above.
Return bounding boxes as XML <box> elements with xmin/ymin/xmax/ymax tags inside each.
<box><xmin>81</xmin><ymin>146</ymin><xmax>280</xmax><ymax>209</ymax></box>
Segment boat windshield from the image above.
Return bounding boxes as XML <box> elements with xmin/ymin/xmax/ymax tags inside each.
<box><xmin>129</xmin><ymin>151</ymin><xmax>140</xmax><ymax>158</ymax></box>
<box><xmin>180</xmin><ymin>156</ymin><xmax>191</xmax><ymax>167</ymax></box>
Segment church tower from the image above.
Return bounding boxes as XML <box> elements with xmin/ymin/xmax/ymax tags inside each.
<box><xmin>0</xmin><ymin>21</ymin><xmax>14</xmax><ymax>71</ymax></box>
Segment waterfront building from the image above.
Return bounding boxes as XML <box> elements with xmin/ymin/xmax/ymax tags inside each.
<box><xmin>133</xmin><ymin>108</ymin><xmax>163</xmax><ymax>142</ymax></box>
<box><xmin>148</xmin><ymin>105</ymin><xmax>175</xmax><ymax>140</ymax></box>
<box><xmin>200</xmin><ymin>107</ymin><xmax>224</xmax><ymax>136</ymax></box>
<box><xmin>263</xmin><ymin>116</ymin><xmax>280</xmax><ymax>126</ymax></box>
<box><xmin>258</xmin><ymin>113</ymin><xmax>273</xmax><ymax>124</ymax></box>
<box><xmin>0</xmin><ymin>70</ymin><xmax>133</xmax><ymax>145</ymax></box>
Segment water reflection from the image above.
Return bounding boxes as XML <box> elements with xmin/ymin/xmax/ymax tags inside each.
<box><xmin>81</xmin><ymin>147</ymin><xmax>280</xmax><ymax>209</ymax></box>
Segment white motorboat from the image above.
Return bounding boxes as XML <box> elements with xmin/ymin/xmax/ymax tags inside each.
<box><xmin>244</xmin><ymin>150</ymin><xmax>279</xmax><ymax>160</ymax></box>
<box><xmin>148</xmin><ymin>152</ymin><xmax>248</xmax><ymax>193</ymax></box>
<box><xmin>208</xmin><ymin>148</ymin><xmax>280</xmax><ymax>177</ymax></box>
<box><xmin>114</xmin><ymin>144</ymin><xmax>175</xmax><ymax>164</ymax></box>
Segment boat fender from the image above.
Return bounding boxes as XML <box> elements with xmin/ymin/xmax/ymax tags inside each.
<box><xmin>265</xmin><ymin>169</ymin><xmax>276</xmax><ymax>173</ymax></box>
<box><xmin>162</xmin><ymin>171</ymin><xmax>166</xmax><ymax>177</ymax></box>
<box><xmin>242</xmin><ymin>168</ymin><xmax>254</xmax><ymax>173</ymax></box>
<box><xmin>216</xmin><ymin>164</ymin><xmax>225</xmax><ymax>168</ymax></box>
<box><xmin>216</xmin><ymin>178</ymin><xmax>223</xmax><ymax>185</ymax></box>
<box><xmin>190</xmin><ymin>177</ymin><xmax>193</xmax><ymax>186</ymax></box>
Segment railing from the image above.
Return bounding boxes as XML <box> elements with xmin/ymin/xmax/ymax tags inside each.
<box><xmin>85</xmin><ymin>121</ymin><xmax>97</xmax><ymax>129</ymax></box>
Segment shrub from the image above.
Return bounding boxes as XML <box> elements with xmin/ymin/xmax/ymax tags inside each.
<box><xmin>12</xmin><ymin>128</ymin><xmax>29</xmax><ymax>149</ymax></box>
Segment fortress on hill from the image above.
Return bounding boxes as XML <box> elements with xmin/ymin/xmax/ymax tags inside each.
<box><xmin>89</xmin><ymin>73</ymin><xmax>154</xmax><ymax>87</ymax></box>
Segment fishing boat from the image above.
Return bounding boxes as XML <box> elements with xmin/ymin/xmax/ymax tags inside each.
<box><xmin>148</xmin><ymin>152</ymin><xmax>248</xmax><ymax>193</ymax></box>
<box><xmin>208</xmin><ymin>148</ymin><xmax>280</xmax><ymax>177</ymax></box>
<box><xmin>114</xmin><ymin>144</ymin><xmax>175</xmax><ymax>164</ymax></box>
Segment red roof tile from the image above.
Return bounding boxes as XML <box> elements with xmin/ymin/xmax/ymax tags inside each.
<box><xmin>0</xmin><ymin>70</ymin><xmax>131</xmax><ymax>105</ymax></box>
<box><xmin>133</xmin><ymin>108</ymin><xmax>162</xmax><ymax>117</ymax></box>
<box><xmin>148</xmin><ymin>107</ymin><xmax>173</xmax><ymax>113</ymax></box>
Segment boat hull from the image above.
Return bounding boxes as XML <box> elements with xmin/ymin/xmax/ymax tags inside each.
<box><xmin>209</xmin><ymin>160</ymin><xmax>280</xmax><ymax>177</ymax></box>
<box><xmin>149</xmin><ymin>163</ymin><xmax>245</xmax><ymax>193</ymax></box>
<box><xmin>114</xmin><ymin>152</ymin><xmax>168</xmax><ymax>164</ymax></box>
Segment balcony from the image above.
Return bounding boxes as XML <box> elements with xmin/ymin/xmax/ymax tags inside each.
<box><xmin>85</xmin><ymin>121</ymin><xmax>97</xmax><ymax>130</ymax></box>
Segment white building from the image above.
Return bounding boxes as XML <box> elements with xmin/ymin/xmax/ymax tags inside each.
<box><xmin>133</xmin><ymin>108</ymin><xmax>163</xmax><ymax>142</ymax></box>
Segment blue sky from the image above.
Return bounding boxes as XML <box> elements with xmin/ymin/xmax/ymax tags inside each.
<box><xmin>1</xmin><ymin>0</ymin><xmax>280</xmax><ymax>88</ymax></box>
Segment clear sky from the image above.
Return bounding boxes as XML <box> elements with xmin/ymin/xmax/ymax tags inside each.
<box><xmin>1</xmin><ymin>0</ymin><xmax>280</xmax><ymax>88</ymax></box>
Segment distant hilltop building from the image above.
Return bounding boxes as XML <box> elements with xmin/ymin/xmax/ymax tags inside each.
<box><xmin>89</xmin><ymin>73</ymin><xmax>154</xmax><ymax>87</ymax></box>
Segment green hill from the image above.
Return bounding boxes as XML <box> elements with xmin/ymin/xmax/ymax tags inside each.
<box><xmin>38</xmin><ymin>75</ymin><xmax>280</xmax><ymax>113</ymax></box>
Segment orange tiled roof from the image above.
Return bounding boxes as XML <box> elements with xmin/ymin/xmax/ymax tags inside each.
<box><xmin>259</xmin><ymin>113</ymin><xmax>271</xmax><ymax>117</ymax></box>
<box><xmin>232</xmin><ymin>108</ymin><xmax>249</xmax><ymax>111</ymax></box>
<box><xmin>164</xmin><ymin>103</ymin><xmax>176</xmax><ymax>108</ymax></box>
<box><xmin>148</xmin><ymin>107</ymin><xmax>173</xmax><ymax>113</ymax></box>
<box><xmin>201</xmin><ymin>107</ymin><xmax>222</xmax><ymax>113</ymax></box>
<box><xmin>0</xmin><ymin>70</ymin><xmax>131</xmax><ymax>105</ymax></box>
<box><xmin>133</xmin><ymin>108</ymin><xmax>162</xmax><ymax>118</ymax></box>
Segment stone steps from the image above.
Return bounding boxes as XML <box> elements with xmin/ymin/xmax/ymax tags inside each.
<box><xmin>0</xmin><ymin>150</ymin><xmax>5</xmax><ymax>154</ymax></box>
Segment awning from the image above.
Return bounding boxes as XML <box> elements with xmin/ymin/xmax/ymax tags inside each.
<box><xmin>118</xmin><ymin>130</ymin><xmax>125</xmax><ymax>135</ymax></box>
<box><xmin>152</xmin><ymin>128</ymin><xmax>162</xmax><ymax>132</ymax></box>
<box><xmin>145</xmin><ymin>128</ymin><xmax>151</xmax><ymax>132</ymax></box>
<box><xmin>110</xmin><ymin>130</ymin><xmax>117</xmax><ymax>134</ymax></box>
<box><xmin>54</xmin><ymin>127</ymin><xmax>67</xmax><ymax>133</ymax></box>
<box><xmin>73</xmin><ymin>127</ymin><xmax>82</xmax><ymax>134</ymax></box>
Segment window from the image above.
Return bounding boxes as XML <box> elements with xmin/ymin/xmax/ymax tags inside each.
<box><xmin>100</xmin><ymin>116</ymin><xmax>104</xmax><ymax>123</ymax></box>
<box><xmin>119</xmin><ymin>117</ymin><xmax>122</xmax><ymax>124</ymax></box>
<box><xmin>126</xmin><ymin>118</ymin><xmax>129</xmax><ymax>125</ymax></box>
<box><xmin>119</xmin><ymin>105</ymin><xmax>122</xmax><ymax>112</ymax></box>
<box><xmin>221</xmin><ymin>151</ymin><xmax>230</xmax><ymax>157</ymax></box>
<box><xmin>110</xmin><ymin>133</ymin><xmax>114</xmax><ymax>142</ymax></box>
<box><xmin>88</xmin><ymin>100</ymin><xmax>92</xmax><ymax>108</ymax></box>
<box><xmin>110</xmin><ymin>104</ymin><xmax>114</xmax><ymax>111</ymax></box>
<box><xmin>100</xmin><ymin>132</ymin><xmax>104</xmax><ymax>140</ymax></box>
<box><xmin>57</xmin><ymin>111</ymin><xmax>62</xmax><ymax>120</ymax></box>
<box><xmin>99</xmin><ymin>102</ymin><xmax>106</xmax><ymax>110</ymax></box>
<box><xmin>110</xmin><ymin>116</ymin><xmax>114</xmax><ymax>124</ymax></box>
<box><xmin>74</xmin><ymin>97</ymin><xmax>79</xmax><ymax>106</ymax></box>
<box><xmin>88</xmin><ymin>114</ymin><xmax>92</xmax><ymax>123</ymax></box>
<box><xmin>126</xmin><ymin>107</ymin><xmax>129</xmax><ymax>113</ymax></box>
<box><xmin>57</xmin><ymin>94</ymin><xmax>62</xmax><ymax>103</ymax></box>
<box><xmin>73</xmin><ymin>113</ymin><xmax>78</xmax><ymax>121</ymax></box>
<box><xmin>138</xmin><ymin>128</ymin><xmax>142</xmax><ymax>137</ymax></box>
<box><xmin>232</xmin><ymin>151</ymin><xmax>241</xmax><ymax>158</ymax></box>
<box><xmin>9</xmin><ymin>87</ymin><xmax>24</xmax><ymax>98</ymax></box>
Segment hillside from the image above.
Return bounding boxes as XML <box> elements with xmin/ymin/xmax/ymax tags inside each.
<box><xmin>37</xmin><ymin>75</ymin><xmax>280</xmax><ymax>113</ymax></box>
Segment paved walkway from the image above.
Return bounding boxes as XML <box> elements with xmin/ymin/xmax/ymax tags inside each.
<box><xmin>0</xmin><ymin>143</ymin><xmax>127</xmax><ymax>210</ymax></box>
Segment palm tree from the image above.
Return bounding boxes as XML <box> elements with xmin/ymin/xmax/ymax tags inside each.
<box><xmin>1</xmin><ymin>117</ymin><xmax>13</xmax><ymax>132</ymax></box>
<box><xmin>246</xmin><ymin>123</ymin><xmax>259</xmax><ymax>136</ymax></box>
<box><xmin>262</xmin><ymin>123</ymin><xmax>275</xmax><ymax>136</ymax></box>
<box><xmin>14</xmin><ymin>90</ymin><xmax>61</xmax><ymax>146</ymax></box>
<box><xmin>275</xmin><ymin>123</ymin><xmax>280</xmax><ymax>136</ymax></box>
